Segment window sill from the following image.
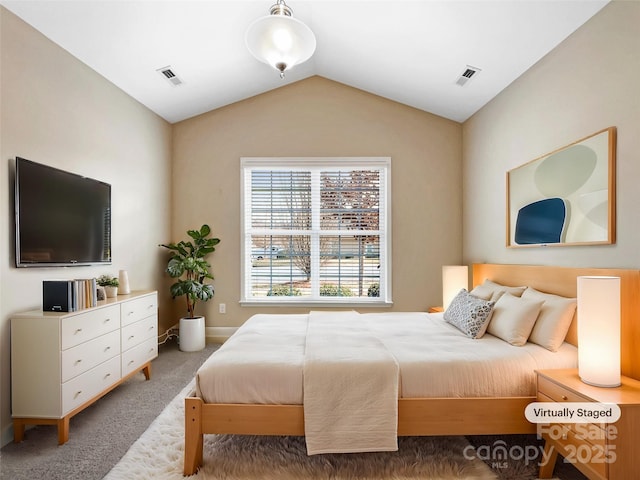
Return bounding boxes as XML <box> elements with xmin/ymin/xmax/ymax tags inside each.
<box><xmin>240</xmin><ymin>299</ymin><xmax>393</xmax><ymax>308</ymax></box>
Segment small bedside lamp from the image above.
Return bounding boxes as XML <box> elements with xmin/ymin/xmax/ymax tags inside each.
<box><xmin>442</xmin><ymin>265</ymin><xmax>469</xmax><ymax>310</ymax></box>
<box><xmin>577</xmin><ymin>276</ymin><xmax>621</xmax><ymax>387</ymax></box>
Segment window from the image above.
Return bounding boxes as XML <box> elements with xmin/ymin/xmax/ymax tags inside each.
<box><xmin>241</xmin><ymin>157</ymin><xmax>391</xmax><ymax>305</ymax></box>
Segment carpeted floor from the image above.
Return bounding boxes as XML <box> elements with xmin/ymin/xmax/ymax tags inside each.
<box><xmin>0</xmin><ymin>339</ymin><xmax>220</xmax><ymax>480</ymax></box>
<box><xmin>1</xmin><ymin>338</ymin><xmax>589</xmax><ymax>480</ymax></box>
<box><xmin>104</xmin><ymin>379</ymin><xmax>497</xmax><ymax>480</ymax></box>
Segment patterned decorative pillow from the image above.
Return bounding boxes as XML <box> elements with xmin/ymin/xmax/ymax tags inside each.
<box><xmin>443</xmin><ymin>289</ymin><xmax>495</xmax><ymax>339</ymax></box>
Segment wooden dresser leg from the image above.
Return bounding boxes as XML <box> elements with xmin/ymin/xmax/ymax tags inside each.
<box><xmin>13</xmin><ymin>419</ymin><xmax>25</xmax><ymax>443</ymax></box>
<box><xmin>538</xmin><ymin>441</ymin><xmax>558</xmax><ymax>479</ymax></box>
<box><xmin>142</xmin><ymin>363</ymin><xmax>152</xmax><ymax>380</ymax></box>
<box><xmin>184</xmin><ymin>397</ymin><xmax>204</xmax><ymax>476</ymax></box>
<box><xmin>57</xmin><ymin>417</ymin><xmax>70</xmax><ymax>445</ymax></box>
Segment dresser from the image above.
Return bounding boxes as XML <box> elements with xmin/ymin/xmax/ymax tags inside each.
<box><xmin>11</xmin><ymin>291</ymin><xmax>158</xmax><ymax>444</ymax></box>
<box><xmin>536</xmin><ymin>369</ymin><xmax>640</xmax><ymax>480</ymax></box>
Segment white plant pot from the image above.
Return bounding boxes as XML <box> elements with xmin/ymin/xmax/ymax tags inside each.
<box><xmin>104</xmin><ymin>286</ymin><xmax>118</xmax><ymax>298</ymax></box>
<box><xmin>179</xmin><ymin>316</ymin><xmax>206</xmax><ymax>352</ymax></box>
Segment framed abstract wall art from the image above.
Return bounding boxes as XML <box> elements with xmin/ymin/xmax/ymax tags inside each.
<box><xmin>506</xmin><ymin>127</ymin><xmax>616</xmax><ymax>247</ymax></box>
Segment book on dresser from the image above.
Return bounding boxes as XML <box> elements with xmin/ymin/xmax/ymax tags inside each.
<box><xmin>43</xmin><ymin>278</ymin><xmax>99</xmax><ymax>312</ymax></box>
<box><xmin>10</xmin><ymin>290</ymin><xmax>158</xmax><ymax>445</ymax></box>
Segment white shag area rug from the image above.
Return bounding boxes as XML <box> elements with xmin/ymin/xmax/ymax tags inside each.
<box><xmin>104</xmin><ymin>380</ymin><xmax>497</xmax><ymax>480</ymax></box>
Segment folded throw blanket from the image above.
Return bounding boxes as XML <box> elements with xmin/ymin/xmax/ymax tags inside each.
<box><xmin>303</xmin><ymin>310</ymin><xmax>399</xmax><ymax>455</ymax></box>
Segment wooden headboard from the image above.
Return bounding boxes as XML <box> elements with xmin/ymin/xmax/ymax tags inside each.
<box><xmin>472</xmin><ymin>263</ymin><xmax>640</xmax><ymax>381</ymax></box>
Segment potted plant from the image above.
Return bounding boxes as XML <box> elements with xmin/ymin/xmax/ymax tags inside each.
<box><xmin>159</xmin><ymin>224</ymin><xmax>220</xmax><ymax>352</ymax></box>
<box><xmin>97</xmin><ymin>275</ymin><xmax>119</xmax><ymax>298</ymax></box>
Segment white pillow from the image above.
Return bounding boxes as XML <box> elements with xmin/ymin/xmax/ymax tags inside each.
<box><xmin>522</xmin><ymin>287</ymin><xmax>576</xmax><ymax>351</ymax></box>
<box><xmin>470</xmin><ymin>279</ymin><xmax>527</xmax><ymax>302</ymax></box>
<box><xmin>443</xmin><ymin>289</ymin><xmax>495</xmax><ymax>339</ymax></box>
<box><xmin>486</xmin><ymin>293</ymin><xmax>544</xmax><ymax>346</ymax></box>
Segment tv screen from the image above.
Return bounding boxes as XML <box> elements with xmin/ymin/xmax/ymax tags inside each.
<box><xmin>15</xmin><ymin>157</ymin><xmax>112</xmax><ymax>267</ymax></box>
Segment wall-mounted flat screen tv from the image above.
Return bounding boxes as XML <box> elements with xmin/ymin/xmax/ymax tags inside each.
<box><xmin>15</xmin><ymin>157</ymin><xmax>112</xmax><ymax>267</ymax></box>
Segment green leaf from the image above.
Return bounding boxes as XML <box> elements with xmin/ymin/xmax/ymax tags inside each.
<box><xmin>169</xmin><ymin>282</ymin><xmax>186</xmax><ymax>298</ymax></box>
<box><xmin>200</xmin><ymin>224</ymin><xmax>211</xmax><ymax>237</ymax></box>
<box><xmin>159</xmin><ymin>242</ymin><xmax>179</xmax><ymax>252</ymax></box>
<box><xmin>166</xmin><ymin>258</ymin><xmax>185</xmax><ymax>277</ymax></box>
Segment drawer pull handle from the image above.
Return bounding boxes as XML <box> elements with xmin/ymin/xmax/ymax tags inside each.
<box><xmin>129</xmin><ymin>335</ymin><xmax>135</xmax><ymax>340</ymax></box>
<box><xmin>74</xmin><ymin>390</ymin><xmax>82</xmax><ymax>398</ymax></box>
<box><xmin>148</xmin><ymin>304</ymin><xmax>154</xmax><ymax>309</ymax></box>
<box><xmin>75</xmin><ymin>328</ymin><xmax>83</xmax><ymax>334</ymax></box>
<box><xmin>104</xmin><ymin>346</ymin><xmax>111</xmax><ymax>352</ymax></box>
<box><xmin>149</xmin><ymin>348</ymin><xmax>155</xmax><ymax>353</ymax></box>
<box><xmin>104</xmin><ymin>318</ymin><xmax>111</xmax><ymax>323</ymax></box>
<box><xmin>105</xmin><ymin>373</ymin><xmax>111</xmax><ymax>379</ymax></box>
<box><xmin>128</xmin><ymin>360</ymin><xmax>134</xmax><ymax>365</ymax></box>
<box><xmin>74</xmin><ymin>359</ymin><xmax>82</xmax><ymax>365</ymax></box>
<box><xmin>148</xmin><ymin>326</ymin><xmax>154</xmax><ymax>330</ymax></box>
<box><xmin>127</xmin><ymin>311</ymin><xmax>134</xmax><ymax>316</ymax></box>
<box><xmin>561</xmin><ymin>395</ymin><xmax>568</xmax><ymax>401</ymax></box>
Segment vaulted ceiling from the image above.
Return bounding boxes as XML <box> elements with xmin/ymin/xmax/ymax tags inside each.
<box><xmin>1</xmin><ymin>0</ymin><xmax>609</xmax><ymax>124</ymax></box>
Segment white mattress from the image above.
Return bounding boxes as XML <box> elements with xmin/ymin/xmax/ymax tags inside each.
<box><xmin>195</xmin><ymin>312</ymin><xmax>578</xmax><ymax>404</ymax></box>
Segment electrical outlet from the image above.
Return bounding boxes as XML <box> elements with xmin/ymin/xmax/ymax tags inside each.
<box><xmin>219</xmin><ymin>303</ymin><xmax>226</xmax><ymax>314</ymax></box>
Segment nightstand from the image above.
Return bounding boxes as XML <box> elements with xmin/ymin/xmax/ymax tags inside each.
<box><xmin>536</xmin><ymin>369</ymin><xmax>640</xmax><ymax>480</ymax></box>
<box><xmin>428</xmin><ymin>306</ymin><xmax>444</xmax><ymax>313</ymax></box>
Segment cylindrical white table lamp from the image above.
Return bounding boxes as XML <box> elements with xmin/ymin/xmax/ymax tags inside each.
<box><xmin>577</xmin><ymin>276</ymin><xmax>621</xmax><ymax>387</ymax></box>
<box><xmin>442</xmin><ymin>265</ymin><xmax>469</xmax><ymax>310</ymax></box>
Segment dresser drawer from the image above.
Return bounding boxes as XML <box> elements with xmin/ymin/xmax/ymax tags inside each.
<box><xmin>120</xmin><ymin>294</ymin><xmax>157</xmax><ymax>327</ymax></box>
<box><xmin>121</xmin><ymin>315</ymin><xmax>157</xmax><ymax>352</ymax></box>
<box><xmin>61</xmin><ymin>305</ymin><xmax>120</xmax><ymax>350</ymax></box>
<box><xmin>538</xmin><ymin>377</ymin><xmax>606</xmax><ymax>431</ymax></box>
<box><xmin>61</xmin><ymin>329</ymin><xmax>120</xmax><ymax>382</ymax></box>
<box><xmin>122</xmin><ymin>337</ymin><xmax>157</xmax><ymax>377</ymax></box>
<box><xmin>62</xmin><ymin>356</ymin><xmax>121</xmax><ymax>415</ymax></box>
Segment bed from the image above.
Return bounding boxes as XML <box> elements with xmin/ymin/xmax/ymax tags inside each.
<box><xmin>183</xmin><ymin>263</ymin><xmax>640</xmax><ymax>476</ymax></box>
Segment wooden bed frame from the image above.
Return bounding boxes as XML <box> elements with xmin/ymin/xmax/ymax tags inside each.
<box><xmin>184</xmin><ymin>263</ymin><xmax>640</xmax><ymax>476</ymax></box>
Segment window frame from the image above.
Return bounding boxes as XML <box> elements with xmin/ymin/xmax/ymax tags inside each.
<box><xmin>240</xmin><ymin>157</ymin><xmax>392</xmax><ymax>306</ymax></box>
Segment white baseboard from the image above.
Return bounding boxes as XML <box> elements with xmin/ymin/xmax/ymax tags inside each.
<box><xmin>205</xmin><ymin>326</ymin><xmax>237</xmax><ymax>344</ymax></box>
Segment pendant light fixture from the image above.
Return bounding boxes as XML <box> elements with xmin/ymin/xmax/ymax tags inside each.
<box><xmin>245</xmin><ymin>0</ymin><xmax>316</xmax><ymax>78</ymax></box>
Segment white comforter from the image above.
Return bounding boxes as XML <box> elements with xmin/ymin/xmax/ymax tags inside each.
<box><xmin>196</xmin><ymin>312</ymin><xmax>578</xmax><ymax>404</ymax></box>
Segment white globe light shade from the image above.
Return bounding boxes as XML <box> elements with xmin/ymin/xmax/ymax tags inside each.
<box><xmin>245</xmin><ymin>14</ymin><xmax>316</xmax><ymax>74</ymax></box>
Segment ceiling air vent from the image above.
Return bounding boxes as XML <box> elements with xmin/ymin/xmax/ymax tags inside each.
<box><xmin>157</xmin><ymin>66</ymin><xmax>183</xmax><ymax>86</ymax></box>
<box><xmin>455</xmin><ymin>66</ymin><xmax>481</xmax><ymax>87</ymax></box>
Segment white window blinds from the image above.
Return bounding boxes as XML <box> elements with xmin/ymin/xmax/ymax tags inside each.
<box><xmin>241</xmin><ymin>157</ymin><xmax>391</xmax><ymax>305</ymax></box>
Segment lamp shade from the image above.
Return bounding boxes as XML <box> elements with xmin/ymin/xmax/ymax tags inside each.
<box><xmin>245</xmin><ymin>14</ymin><xmax>316</xmax><ymax>76</ymax></box>
<box><xmin>577</xmin><ymin>276</ymin><xmax>621</xmax><ymax>387</ymax></box>
<box><xmin>442</xmin><ymin>265</ymin><xmax>468</xmax><ymax>310</ymax></box>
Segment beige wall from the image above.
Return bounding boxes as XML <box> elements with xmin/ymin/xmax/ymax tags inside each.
<box><xmin>172</xmin><ymin>76</ymin><xmax>462</xmax><ymax>328</ymax></box>
<box><xmin>463</xmin><ymin>1</ymin><xmax>640</xmax><ymax>268</ymax></box>
<box><xmin>0</xmin><ymin>8</ymin><xmax>173</xmax><ymax>445</ymax></box>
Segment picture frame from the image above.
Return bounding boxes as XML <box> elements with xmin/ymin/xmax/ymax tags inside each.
<box><xmin>506</xmin><ymin>127</ymin><xmax>616</xmax><ymax>247</ymax></box>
